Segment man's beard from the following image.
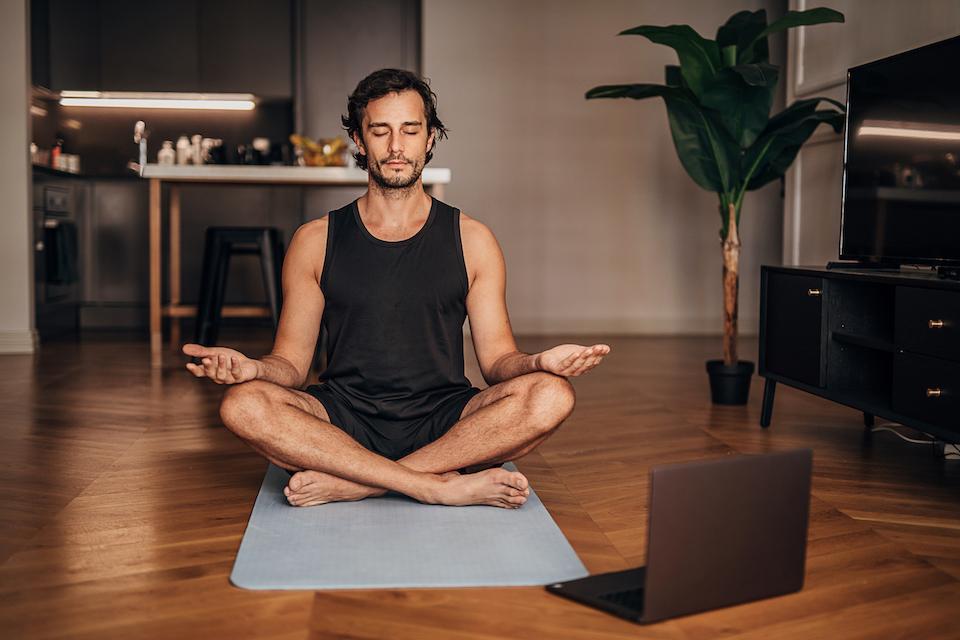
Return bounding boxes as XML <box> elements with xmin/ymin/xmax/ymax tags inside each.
<box><xmin>368</xmin><ymin>153</ymin><xmax>425</xmax><ymax>191</ymax></box>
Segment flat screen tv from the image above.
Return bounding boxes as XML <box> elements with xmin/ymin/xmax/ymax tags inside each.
<box><xmin>840</xmin><ymin>35</ymin><xmax>960</xmax><ymax>267</ymax></box>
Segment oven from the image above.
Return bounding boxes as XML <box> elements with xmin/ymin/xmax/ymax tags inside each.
<box><xmin>34</xmin><ymin>180</ymin><xmax>81</xmax><ymax>338</ymax></box>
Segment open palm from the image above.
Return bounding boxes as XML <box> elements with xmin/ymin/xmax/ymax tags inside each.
<box><xmin>182</xmin><ymin>343</ymin><xmax>259</xmax><ymax>384</ymax></box>
<box><xmin>538</xmin><ymin>343</ymin><xmax>611</xmax><ymax>377</ymax></box>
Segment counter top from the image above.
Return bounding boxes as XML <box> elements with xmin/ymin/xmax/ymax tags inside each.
<box><xmin>140</xmin><ymin>164</ymin><xmax>451</xmax><ymax>185</ymax></box>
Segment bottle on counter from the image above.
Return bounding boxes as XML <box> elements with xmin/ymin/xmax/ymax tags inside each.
<box><xmin>191</xmin><ymin>134</ymin><xmax>203</xmax><ymax>165</ymax></box>
<box><xmin>51</xmin><ymin>136</ymin><xmax>64</xmax><ymax>170</ymax></box>
<box><xmin>176</xmin><ymin>136</ymin><xmax>191</xmax><ymax>165</ymax></box>
<box><xmin>158</xmin><ymin>140</ymin><xmax>175</xmax><ymax>165</ymax></box>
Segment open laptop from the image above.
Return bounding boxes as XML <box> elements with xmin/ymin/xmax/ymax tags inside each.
<box><xmin>546</xmin><ymin>448</ymin><xmax>813</xmax><ymax>624</ymax></box>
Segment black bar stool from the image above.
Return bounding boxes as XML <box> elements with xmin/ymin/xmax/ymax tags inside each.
<box><xmin>194</xmin><ymin>226</ymin><xmax>284</xmax><ymax>347</ymax></box>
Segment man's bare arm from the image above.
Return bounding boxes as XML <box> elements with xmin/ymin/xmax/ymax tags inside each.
<box><xmin>259</xmin><ymin>218</ymin><xmax>328</xmax><ymax>388</ymax></box>
<box><xmin>485</xmin><ymin>350</ymin><xmax>541</xmax><ymax>384</ymax></box>
<box><xmin>254</xmin><ymin>353</ymin><xmax>304</xmax><ymax>388</ymax></box>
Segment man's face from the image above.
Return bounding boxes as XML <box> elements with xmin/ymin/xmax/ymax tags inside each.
<box><xmin>354</xmin><ymin>90</ymin><xmax>435</xmax><ymax>190</ymax></box>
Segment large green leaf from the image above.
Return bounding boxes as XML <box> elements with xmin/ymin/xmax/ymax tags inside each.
<box><xmin>729</xmin><ymin>63</ymin><xmax>778</xmax><ymax>86</ymax></box>
<box><xmin>665</xmin><ymin>65</ymin><xmax>684</xmax><ymax>88</ymax></box>
<box><xmin>742</xmin><ymin>102</ymin><xmax>845</xmax><ymax>190</ymax></box>
<box><xmin>699</xmin><ymin>64</ymin><xmax>778</xmax><ymax>147</ymax></box>
<box><xmin>585</xmin><ymin>84</ymin><xmax>675</xmax><ymax>100</ymax></box>
<box><xmin>585</xmin><ymin>83</ymin><xmax>739</xmax><ymax>193</ymax></box>
<box><xmin>715</xmin><ymin>9</ymin><xmax>769</xmax><ymax>65</ymax></box>
<box><xmin>663</xmin><ymin>93</ymin><xmax>740</xmax><ymax>193</ymax></box>
<box><xmin>764</xmin><ymin>95</ymin><xmax>845</xmax><ymax>132</ymax></box>
<box><xmin>619</xmin><ymin>25</ymin><xmax>721</xmax><ymax>97</ymax></box>
<box><xmin>741</xmin><ymin>8</ymin><xmax>844</xmax><ymax>62</ymax></box>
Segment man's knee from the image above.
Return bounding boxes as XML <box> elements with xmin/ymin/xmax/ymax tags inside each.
<box><xmin>219</xmin><ymin>380</ymin><xmax>277</xmax><ymax>439</ymax></box>
<box><xmin>523</xmin><ymin>371</ymin><xmax>576</xmax><ymax>427</ymax></box>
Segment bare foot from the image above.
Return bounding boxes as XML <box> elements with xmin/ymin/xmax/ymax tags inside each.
<box><xmin>432</xmin><ymin>467</ymin><xmax>531</xmax><ymax>508</ymax></box>
<box><xmin>284</xmin><ymin>470</ymin><xmax>385</xmax><ymax>507</ymax></box>
<box><xmin>284</xmin><ymin>469</ymin><xmax>463</xmax><ymax>507</ymax></box>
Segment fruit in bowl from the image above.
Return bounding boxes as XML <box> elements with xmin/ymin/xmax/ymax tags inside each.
<box><xmin>289</xmin><ymin>134</ymin><xmax>349</xmax><ymax>167</ymax></box>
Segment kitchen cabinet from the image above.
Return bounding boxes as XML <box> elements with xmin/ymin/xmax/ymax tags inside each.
<box><xmin>34</xmin><ymin>0</ymin><xmax>292</xmax><ymax>96</ymax></box>
<box><xmin>99</xmin><ymin>0</ymin><xmax>200</xmax><ymax>92</ymax></box>
<box><xmin>198</xmin><ymin>0</ymin><xmax>292</xmax><ymax>97</ymax></box>
<box><xmin>30</xmin><ymin>0</ymin><xmax>50</xmax><ymax>88</ymax></box>
<box><xmin>45</xmin><ymin>0</ymin><xmax>101</xmax><ymax>90</ymax></box>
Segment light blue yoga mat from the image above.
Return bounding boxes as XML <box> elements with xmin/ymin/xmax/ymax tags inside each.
<box><xmin>230</xmin><ymin>463</ymin><xmax>589</xmax><ymax>590</ymax></box>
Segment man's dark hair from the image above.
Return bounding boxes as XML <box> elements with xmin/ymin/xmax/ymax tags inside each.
<box><xmin>341</xmin><ymin>68</ymin><xmax>448</xmax><ymax>171</ymax></box>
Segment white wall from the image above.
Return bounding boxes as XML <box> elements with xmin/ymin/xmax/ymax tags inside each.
<box><xmin>423</xmin><ymin>0</ymin><xmax>786</xmax><ymax>336</ymax></box>
<box><xmin>0</xmin><ymin>0</ymin><xmax>36</xmax><ymax>354</ymax></box>
<box><xmin>784</xmin><ymin>0</ymin><xmax>960</xmax><ymax>266</ymax></box>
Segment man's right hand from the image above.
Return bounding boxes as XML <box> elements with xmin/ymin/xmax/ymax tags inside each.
<box><xmin>182</xmin><ymin>343</ymin><xmax>260</xmax><ymax>385</ymax></box>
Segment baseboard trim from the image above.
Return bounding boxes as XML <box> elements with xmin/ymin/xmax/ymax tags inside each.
<box><xmin>0</xmin><ymin>329</ymin><xmax>39</xmax><ymax>354</ymax></box>
<box><xmin>479</xmin><ymin>316</ymin><xmax>759</xmax><ymax>337</ymax></box>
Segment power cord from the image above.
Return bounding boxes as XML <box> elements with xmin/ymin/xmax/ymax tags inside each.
<box><xmin>870</xmin><ymin>423</ymin><xmax>960</xmax><ymax>459</ymax></box>
<box><xmin>871</xmin><ymin>425</ymin><xmax>933</xmax><ymax>445</ymax></box>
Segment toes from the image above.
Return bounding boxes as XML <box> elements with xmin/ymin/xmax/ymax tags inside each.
<box><xmin>289</xmin><ymin>470</ymin><xmax>323</xmax><ymax>492</ymax></box>
<box><xmin>498</xmin><ymin>470</ymin><xmax>528</xmax><ymax>492</ymax></box>
<box><xmin>295</xmin><ymin>497</ymin><xmax>329</xmax><ymax>507</ymax></box>
<box><xmin>493</xmin><ymin>495</ymin><xmax>526</xmax><ymax>508</ymax></box>
<box><xmin>505</xmin><ymin>494</ymin><xmax>527</xmax><ymax>506</ymax></box>
<box><xmin>288</xmin><ymin>473</ymin><xmax>305</xmax><ymax>492</ymax></box>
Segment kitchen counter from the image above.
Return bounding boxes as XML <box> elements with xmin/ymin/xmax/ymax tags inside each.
<box><xmin>141</xmin><ymin>163</ymin><xmax>451</xmax><ymax>185</ymax></box>
<box><xmin>141</xmin><ymin>162</ymin><xmax>451</xmax><ymax>365</ymax></box>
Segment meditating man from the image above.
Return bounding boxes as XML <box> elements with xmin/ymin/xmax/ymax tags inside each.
<box><xmin>183</xmin><ymin>68</ymin><xmax>610</xmax><ymax>509</ymax></box>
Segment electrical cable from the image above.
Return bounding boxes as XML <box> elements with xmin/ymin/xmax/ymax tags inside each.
<box><xmin>871</xmin><ymin>424</ymin><xmax>960</xmax><ymax>459</ymax></box>
<box><xmin>870</xmin><ymin>425</ymin><xmax>936</xmax><ymax>445</ymax></box>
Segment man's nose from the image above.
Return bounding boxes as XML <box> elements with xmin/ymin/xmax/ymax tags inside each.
<box><xmin>388</xmin><ymin>133</ymin><xmax>403</xmax><ymax>154</ymax></box>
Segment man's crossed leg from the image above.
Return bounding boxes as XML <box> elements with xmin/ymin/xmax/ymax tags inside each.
<box><xmin>218</xmin><ymin>371</ymin><xmax>575</xmax><ymax>508</ymax></box>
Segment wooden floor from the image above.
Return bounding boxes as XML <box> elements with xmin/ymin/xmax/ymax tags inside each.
<box><xmin>2</xmin><ymin>328</ymin><xmax>959</xmax><ymax>639</ymax></box>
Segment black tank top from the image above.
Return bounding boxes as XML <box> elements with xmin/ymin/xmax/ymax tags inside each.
<box><xmin>318</xmin><ymin>196</ymin><xmax>474</xmax><ymax>419</ymax></box>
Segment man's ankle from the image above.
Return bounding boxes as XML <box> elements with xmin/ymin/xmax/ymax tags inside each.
<box><xmin>411</xmin><ymin>472</ymin><xmax>449</xmax><ymax>505</ymax></box>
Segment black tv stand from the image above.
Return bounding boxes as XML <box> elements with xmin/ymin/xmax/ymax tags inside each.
<box><xmin>826</xmin><ymin>260</ymin><xmax>901</xmax><ymax>271</ymax></box>
<box><xmin>759</xmin><ymin>265</ymin><xmax>959</xmax><ymax>444</ymax></box>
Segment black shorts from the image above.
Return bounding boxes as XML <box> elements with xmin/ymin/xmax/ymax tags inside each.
<box><xmin>303</xmin><ymin>383</ymin><xmax>483</xmax><ymax>461</ymax></box>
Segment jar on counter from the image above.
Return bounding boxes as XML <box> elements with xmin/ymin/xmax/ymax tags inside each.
<box><xmin>191</xmin><ymin>134</ymin><xmax>203</xmax><ymax>165</ymax></box>
<box><xmin>176</xmin><ymin>136</ymin><xmax>191</xmax><ymax>165</ymax></box>
<box><xmin>158</xmin><ymin>141</ymin><xmax>175</xmax><ymax>165</ymax></box>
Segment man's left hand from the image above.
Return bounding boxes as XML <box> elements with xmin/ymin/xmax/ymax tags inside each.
<box><xmin>537</xmin><ymin>343</ymin><xmax>611</xmax><ymax>377</ymax></box>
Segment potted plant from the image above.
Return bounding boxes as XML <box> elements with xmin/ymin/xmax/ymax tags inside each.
<box><xmin>587</xmin><ymin>8</ymin><xmax>846</xmax><ymax>404</ymax></box>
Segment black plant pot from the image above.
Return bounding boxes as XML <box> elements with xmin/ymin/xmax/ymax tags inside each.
<box><xmin>706</xmin><ymin>359</ymin><xmax>755</xmax><ymax>405</ymax></box>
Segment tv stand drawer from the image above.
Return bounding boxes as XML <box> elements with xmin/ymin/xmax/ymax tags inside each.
<box><xmin>895</xmin><ymin>287</ymin><xmax>960</xmax><ymax>362</ymax></box>
<box><xmin>892</xmin><ymin>352</ymin><xmax>960</xmax><ymax>429</ymax></box>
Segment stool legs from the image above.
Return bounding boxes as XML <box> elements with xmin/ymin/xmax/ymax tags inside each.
<box><xmin>193</xmin><ymin>227</ymin><xmax>286</xmax><ymax>350</ymax></box>
<box><xmin>259</xmin><ymin>230</ymin><xmax>284</xmax><ymax>329</ymax></box>
<box><xmin>195</xmin><ymin>230</ymin><xmax>227</xmax><ymax>347</ymax></box>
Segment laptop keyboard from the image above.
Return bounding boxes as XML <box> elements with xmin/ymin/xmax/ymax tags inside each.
<box><xmin>599</xmin><ymin>588</ymin><xmax>645</xmax><ymax>612</ymax></box>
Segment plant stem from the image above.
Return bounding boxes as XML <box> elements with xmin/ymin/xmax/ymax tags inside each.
<box><xmin>722</xmin><ymin>202</ymin><xmax>740</xmax><ymax>365</ymax></box>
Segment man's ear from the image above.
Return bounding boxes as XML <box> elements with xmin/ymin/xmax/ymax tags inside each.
<box><xmin>426</xmin><ymin>129</ymin><xmax>436</xmax><ymax>154</ymax></box>
<box><xmin>352</xmin><ymin>131</ymin><xmax>366</xmax><ymax>156</ymax></box>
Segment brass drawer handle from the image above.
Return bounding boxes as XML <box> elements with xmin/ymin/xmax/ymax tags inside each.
<box><xmin>926</xmin><ymin>388</ymin><xmax>942</xmax><ymax>398</ymax></box>
<box><xmin>928</xmin><ymin>319</ymin><xmax>944</xmax><ymax>329</ymax></box>
<box><xmin>807</xmin><ymin>288</ymin><xmax>821</xmax><ymax>297</ymax></box>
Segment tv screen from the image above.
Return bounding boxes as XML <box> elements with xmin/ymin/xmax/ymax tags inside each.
<box><xmin>840</xmin><ymin>35</ymin><xmax>960</xmax><ymax>265</ymax></box>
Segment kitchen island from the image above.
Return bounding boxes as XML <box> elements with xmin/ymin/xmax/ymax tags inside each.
<box><xmin>141</xmin><ymin>164</ymin><xmax>451</xmax><ymax>366</ymax></box>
